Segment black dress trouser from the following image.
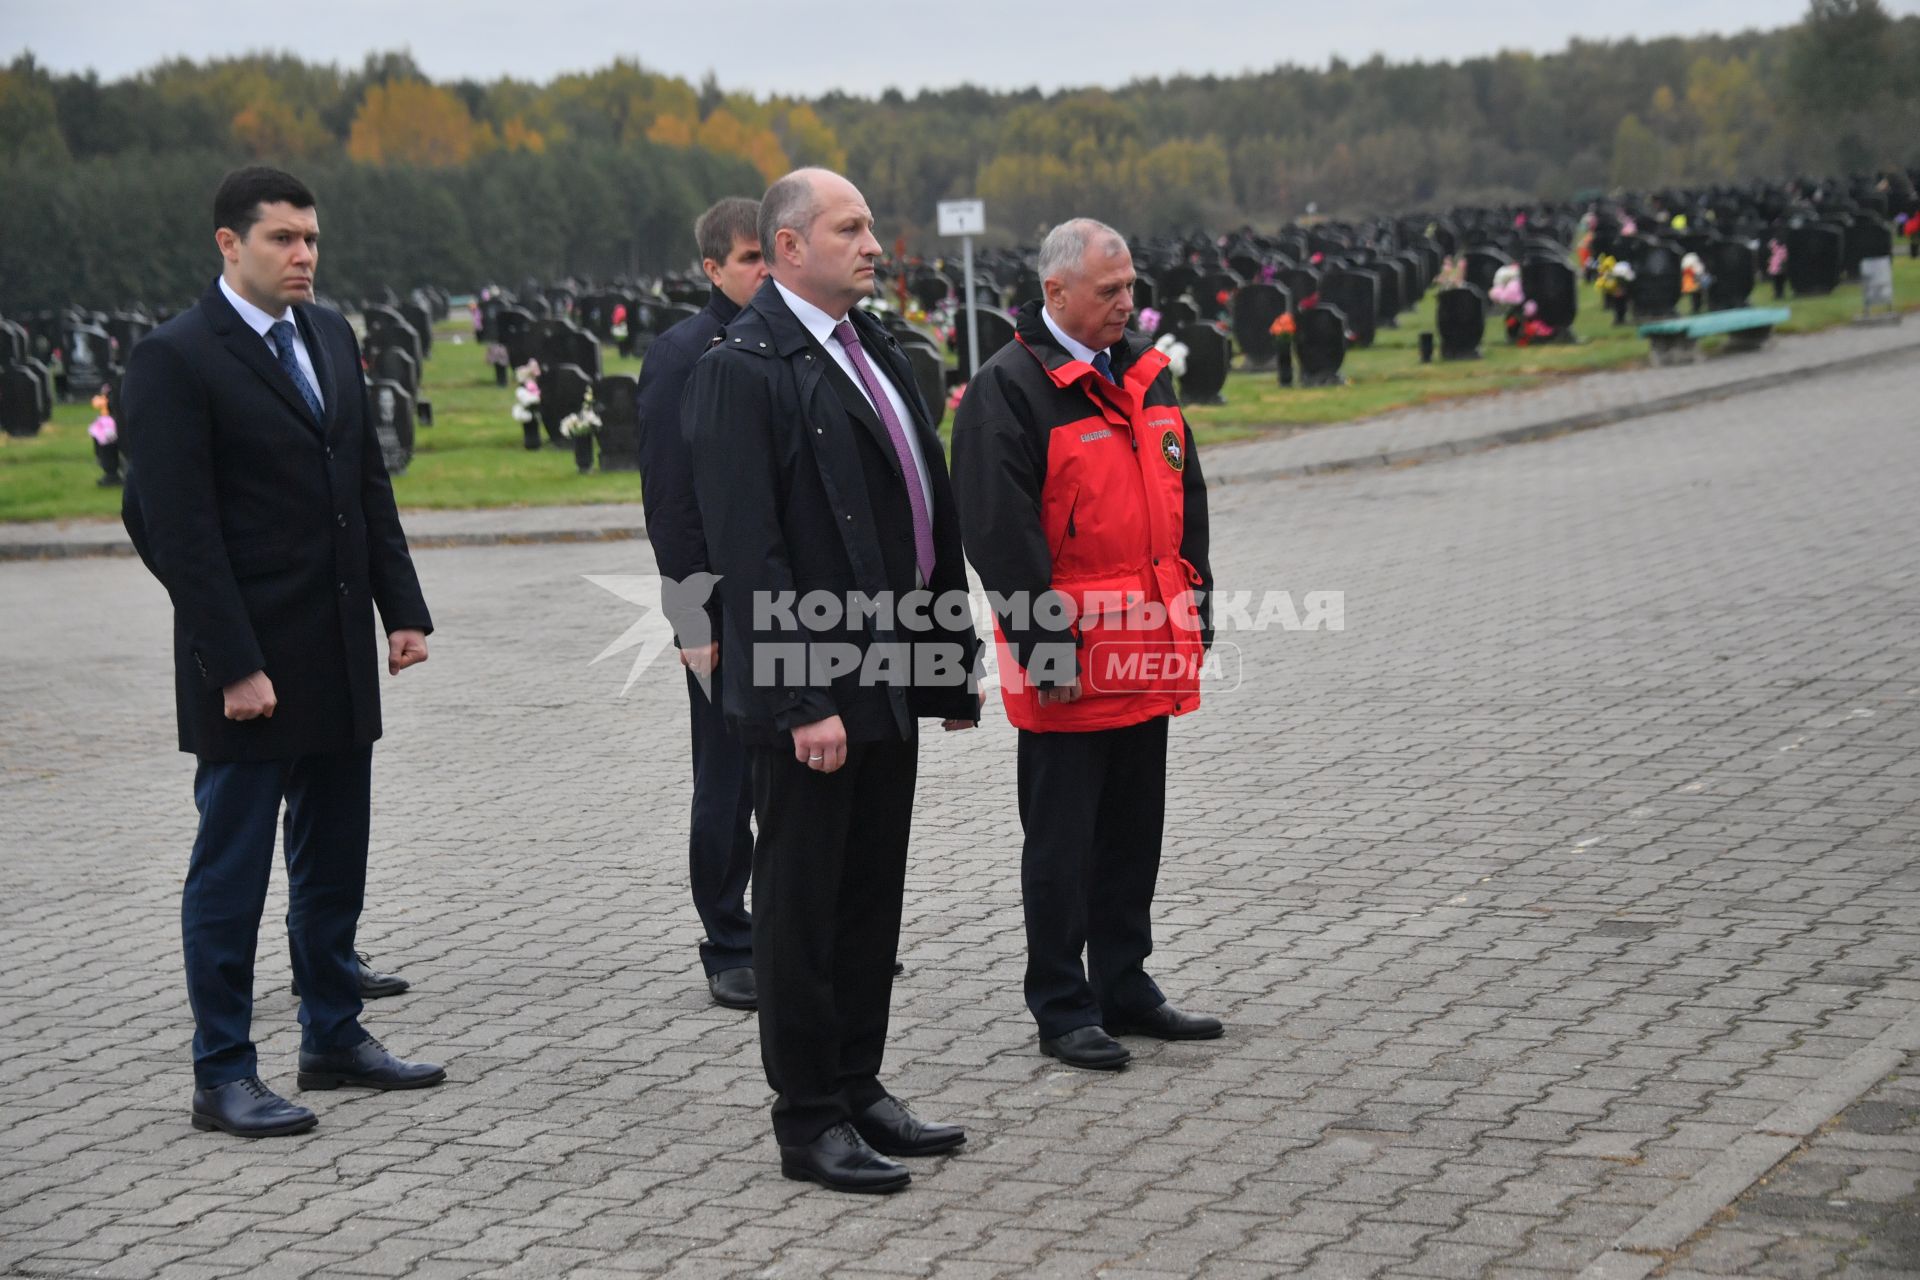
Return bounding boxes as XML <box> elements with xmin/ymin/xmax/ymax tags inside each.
<box><xmin>1017</xmin><ymin>715</ymin><xmax>1170</xmax><ymax>1039</ymax></box>
<box><xmin>749</xmin><ymin>735</ymin><xmax>917</xmax><ymax>1146</ymax></box>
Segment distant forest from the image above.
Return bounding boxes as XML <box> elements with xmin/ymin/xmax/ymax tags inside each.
<box><xmin>2</xmin><ymin>0</ymin><xmax>1916</xmax><ymax>309</ymax></box>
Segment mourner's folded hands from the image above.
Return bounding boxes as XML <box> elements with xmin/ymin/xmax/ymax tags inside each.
<box><xmin>222</xmin><ymin>671</ymin><xmax>277</xmax><ymax>721</ymax></box>
<box><xmin>387</xmin><ymin>630</ymin><xmax>429</xmax><ymax>676</ymax></box>
<box><xmin>1036</xmin><ymin>679</ymin><xmax>1083</xmax><ymax>707</ymax></box>
<box><xmin>793</xmin><ymin>714</ymin><xmax>848</xmax><ymax>773</ymax></box>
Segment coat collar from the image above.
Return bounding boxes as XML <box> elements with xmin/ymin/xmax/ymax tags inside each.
<box><xmin>1013</xmin><ymin>299</ymin><xmax>1159</xmax><ymax>396</ymax></box>
<box><xmin>201</xmin><ymin>276</ymin><xmax>331</xmax><ymax>434</ymax></box>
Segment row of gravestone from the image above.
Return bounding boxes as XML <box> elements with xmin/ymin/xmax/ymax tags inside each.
<box><xmin>521</xmin><ymin>365</ymin><xmax>640</xmax><ymax>472</ymax></box>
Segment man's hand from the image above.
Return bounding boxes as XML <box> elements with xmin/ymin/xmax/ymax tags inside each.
<box><xmin>942</xmin><ymin>689</ymin><xmax>987</xmax><ymax>732</ymax></box>
<box><xmin>223</xmin><ymin>670</ymin><xmax>276</xmax><ymax>721</ymax></box>
<box><xmin>679</xmin><ymin>641</ymin><xmax>719</xmax><ymax>678</ymax></box>
<box><xmin>792</xmin><ymin>714</ymin><xmax>848</xmax><ymax>773</ymax></box>
<box><xmin>388</xmin><ymin>629</ymin><xmax>429</xmax><ymax>675</ymax></box>
<box><xmin>1037</xmin><ymin>679</ymin><xmax>1083</xmax><ymax>706</ymax></box>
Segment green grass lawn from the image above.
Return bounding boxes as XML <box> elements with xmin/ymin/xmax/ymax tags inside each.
<box><xmin>5</xmin><ymin>257</ymin><xmax>1916</xmax><ymax>524</ymax></box>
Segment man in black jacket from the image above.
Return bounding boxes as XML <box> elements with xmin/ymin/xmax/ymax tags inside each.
<box><xmin>636</xmin><ymin>196</ymin><xmax>768</xmax><ymax>1011</ymax></box>
<box><xmin>121</xmin><ymin>167</ymin><xmax>445</xmax><ymax>1139</ymax></box>
<box><xmin>683</xmin><ymin>168</ymin><xmax>982</xmax><ymax>1194</ymax></box>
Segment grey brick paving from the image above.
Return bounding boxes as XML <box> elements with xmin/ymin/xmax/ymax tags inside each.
<box><xmin>3</xmin><ymin>359</ymin><xmax>1919</xmax><ymax>1277</ymax></box>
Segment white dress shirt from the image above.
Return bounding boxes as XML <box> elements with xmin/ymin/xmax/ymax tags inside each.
<box><xmin>219</xmin><ymin>275</ymin><xmax>325</xmax><ymax>413</ymax></box>
<box><xmin>773</xmin><ymin>280</ymin><xmax>932</xmax><ymax>519</ymax></box>
<box><xmin>1042</xmin><ymin>303</ymin><xmax>1106</xmax><ymax>369</ymax></box>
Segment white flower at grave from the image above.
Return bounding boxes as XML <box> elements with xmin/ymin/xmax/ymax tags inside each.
<box><xmin>1153</xmin><ymin>332</ymin><xmax>1189</xmax><ymax>379</ymax></box>
<box><xmin>559</xmin><ymin>394</ymin><xmax>602</xmax><ymax>439</ymax></box>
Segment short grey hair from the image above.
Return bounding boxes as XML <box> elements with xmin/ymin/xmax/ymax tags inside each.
<box><xmin>758</xmin><ymin>169</ymin><xmax>829</xmax><ymax>262</ymax></box>
<box><xmin>1038</xmin><ymin>218</ymin><xmax>1127</xmax><ymax>284</ymax></box>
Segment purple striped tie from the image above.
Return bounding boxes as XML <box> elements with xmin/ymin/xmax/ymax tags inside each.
<box><xmin>832</xmin><ymin>320</ymin><xmax>935</xmax><ymax>585</ymax></box>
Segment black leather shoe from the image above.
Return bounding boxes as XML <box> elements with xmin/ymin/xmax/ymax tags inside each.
<box><xmin>191</xmin><ymin>1077</ymin><xmax>318</xmax><ymax>1137</ymax></box>
<box><xmin>779</xmin><ymin>1122</ymin><xmax>911</xmax><ymax>1193</ymax></box>
<box><xmin>852</xmin><ymin>1096</ymin><xmax>965</xmax><ymax>1156</ymax></box>
<box><xmin>296</xmin><ymin>1036</ymin><xmax>446</xmax><ymax>1091</ymax></box>
<box><xmin>1106</xmin><ymin>1003</ymin><xmax>1225</xmax><ymax>1041</ymax></box>
<box><xmin>708</xmin><ymin>966</ymin><xmax>756</xmax><ymax>1010</ymax></box>
<box><xmin>1039</xmin><ymin>1025</ymin><xmax>1131</xmax><ymax>1070</ymax></box>
<box><xmin>290</xmin><ymin>953</ymin><xmax>411</xmax><ymax>1000</ymax></box>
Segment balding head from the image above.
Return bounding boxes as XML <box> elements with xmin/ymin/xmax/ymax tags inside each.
<box><xmin>759</xmin><ymin>168</ymin><xmax>882</xmax><ymax>319</ymax></box>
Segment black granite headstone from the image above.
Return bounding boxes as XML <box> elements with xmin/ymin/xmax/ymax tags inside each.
<box><xmin>1</xmin><ymin>364</ymin><xmax>43</xmax><ymax>435</ymax></box>
<box><xmin>538</xmin><ymin>363</ymin><xmax>592</xmax><ymax>447</ymax></box>
<box><xmin>1435</xmin><ymin>288</ymin><xmax>1486</xmax><ymax>360</ymax></box>
<box><xmin>594</xmin><ymin>374</ymin><xmax>640</xmax><ymax>472</ymax></box>
<box><xmin>1786</xmin><ymin>223</ymin><xmax>1844</xmax><ymax>297</ymax></box>
<box><xmin>1520</xmin><ymin>259</ymin><xmax>1578</xmax><ymax>334</ymax></box>
<box><xmin>1703</xmin><ymin>241</ymin><xmax>1756</xmax><ymax>310</ymax></box>
<box><xmin>1294</xmin><ymin>306</ymin><xmax>1349</xmax><ymax>387</ymax></box>
<box><xmin>952</xmin><ymin>307</ymin><xmax>1017</xmax><ymax>373</ymax></box>
<box><xmin>1229</xmin><ymin>283</ymin><xmax>1291</xmax><ymax>369</ymax></box>
<box><xmin>1174</xmin><ymin>322</ymin><xmax>1230</xmax><ymax>405</ymax></box>
<box><xmin>1320</xmin><ymin>271</ymin><xmax>1379</xmax><ymax>348</ymax></box>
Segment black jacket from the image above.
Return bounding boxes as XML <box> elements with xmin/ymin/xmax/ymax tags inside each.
<box><xmin>683</xmin><ymin>279</ymin><xmax>980</xmax><ymax>745</ymax></box>
<box><xmin>121</xmin><ymin>277</ymin><xmax>431</xmax><ymax>762</ymax></box>
<box><xmin>636</xmin><ymin>287</ymin><xmax>736</xmax><ymax>642</ymax></box>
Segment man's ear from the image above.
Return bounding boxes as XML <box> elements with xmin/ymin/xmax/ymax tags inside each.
<box><xmin>215</xmin><ymin>227</ymin><xmax>239</xmax><ymax>261</ymax></box>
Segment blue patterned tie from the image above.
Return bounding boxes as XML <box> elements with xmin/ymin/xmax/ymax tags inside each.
<box><xmin>1092</xmin><ymin>350</ymin><xmax>1117</xmax><ymax>384</ymax></box>
<box><xmin>268</xmin><ymin>320</ymin><xmax>324</xmax><ymax>421</ymax></box>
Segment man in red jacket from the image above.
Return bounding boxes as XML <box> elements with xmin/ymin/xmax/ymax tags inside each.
<box><xmin>950</xmin><ymin>217</ymin><xmax>1223</xmax><ymax>1071</ymax></box>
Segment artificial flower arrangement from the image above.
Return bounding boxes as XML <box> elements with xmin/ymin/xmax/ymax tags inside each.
<box><xmin>510</xmin><ymin>361</ymin><xmax>541</xmax><ymax>424</ymax></box>
<box><xmin>1768</xmin><ymin>240</ymin><xmax>1789</xmax><ymax>277</ymax></box>
<box><xmin>88</xmin><ymin>390</ymin><xmax>116</xmax><ymax>445</ymax></box>
<box><xmin>1137</xmin><ymin>306</ymin><xmax>1162</xmax><ymax>336</ymax></box>
<box><xmin>1595</xmin><ymin>256</ymin><xmax>1636</xmax><ymax>297</ymax></box>
<box><xmin>1268</xmin><ymin>313</ymin><xmax>1297</xmax><ymax>338</ymax></box>
<box><xmin>1679</xmin><ymin>252</ymin><xmax>1709</xmax><ymax>296</ymax></box>
<box><xmin>1434</xmin><ymin>257</ymin><xmax>1467</xmax><ymax>289</ymax></box>
<box><xmin>1153</xmin><ymin>332</ymin><xmax>1189</xmax><ymax>379</ymax></box>
<box><xmin>1488</xmin><ymin>263</ymin><xmax>1525</xmax><ymax>307</ymax></box>
<box><xmin>558</xmin><ymin>388</ymin><xmax>601</xmax><ymax>440</ymax></box>
<box><xmin>609</xmin><ymin>304</ymin><xmax>629</xmax><ymax>343</ymax></box>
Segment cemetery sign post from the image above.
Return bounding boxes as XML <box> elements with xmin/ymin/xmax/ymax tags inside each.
<box><xmin>938</xmin><ymin>199</ymin><xmax>987</xmax><ymax>382</ymax></box>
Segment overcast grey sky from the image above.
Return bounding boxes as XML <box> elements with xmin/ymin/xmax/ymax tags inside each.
<box><xmin>6</xmin><ymin>0</ymin><xmax>1919</xmax><ymax>96</ymax></box>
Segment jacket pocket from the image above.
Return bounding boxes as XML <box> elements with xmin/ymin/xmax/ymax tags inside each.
<box><xmin>1060</xmin><ymin>571</ymin><xmax>1170</xmax><ymax>696</ymax></box>
<box><xmin>225</xmin><ymin>536</ymin><xmax>292</xmax><ymax>579</ymax></box>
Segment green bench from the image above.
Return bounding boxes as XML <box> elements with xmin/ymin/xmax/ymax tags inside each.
<box><xmin>1638</xmin><ymin>307</ymin><xmax>1790</xmax><ymax>367</ymax></box>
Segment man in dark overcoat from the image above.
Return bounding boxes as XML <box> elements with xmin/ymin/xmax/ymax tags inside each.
<box><xmin>121</xmin><ymin>166</ymin><xmax>445</xmax><ymax>1138</ymax></box>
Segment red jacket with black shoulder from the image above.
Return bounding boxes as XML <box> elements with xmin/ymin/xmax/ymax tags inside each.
<box><xmin>950</xmin><ymin>302</ymin><xmax>1212</xmax><ymax>733</ymax></box>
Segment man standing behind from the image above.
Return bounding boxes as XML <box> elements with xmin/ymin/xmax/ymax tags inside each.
<box><xmin>950</xmin><ymin>217</ymin><xmax>1224</xmax><ymax>1072</ymax></box>
<box><xmin>121</xmin><ymin>166</ymin><xmax>445</xmax><ymax>1138</ymax></box>
<box><xmin>684</xmin><ymin>168</ymin><xmax>981</xmax><ymax>1193</ymax></box>
<box><xmin>636</xmin><ymin>196</ymin><xmax>768</xmax><ymax>1011</ymax></box>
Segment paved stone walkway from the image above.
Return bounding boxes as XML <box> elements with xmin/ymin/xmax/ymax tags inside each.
<box><xmin>2</xmin><ymin>360</ymin><xmax>1916</xmax><ymax>1278</ymax></box>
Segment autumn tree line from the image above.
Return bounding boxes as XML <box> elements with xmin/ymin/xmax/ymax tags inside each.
<box><xmin>1</xmin><ymin>0</ymin><xmax>1915</xmax><ymax>312</ymax></box>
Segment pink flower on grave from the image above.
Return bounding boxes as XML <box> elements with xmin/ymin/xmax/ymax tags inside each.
<box><xmin>89</xmin><ymin>415</ymin><xmax>117</xmax><ymax>445</ymax></box>
<box><xmin>1138</xmin><ymin>307</ymin><xmax>1161</xmax><ymax>334</ymax></box>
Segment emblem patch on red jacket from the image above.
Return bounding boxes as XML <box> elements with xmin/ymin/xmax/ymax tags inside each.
<box><xmin>1161</xmin><ymin>429</ymin><xmax>1184</xmax><ymax>472</ymax></box>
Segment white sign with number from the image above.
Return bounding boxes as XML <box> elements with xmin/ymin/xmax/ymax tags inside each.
<box><xmin>1861</xmin><ymin>256</ymin><xmax>1895</xmax><ymax>309</ymax></box>
<box><xmin>938</xmin><ymin>200</ymin><xmax>986</xmax><ymax>237</ymax></box>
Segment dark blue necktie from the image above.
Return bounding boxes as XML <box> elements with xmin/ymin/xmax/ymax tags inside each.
<box><xmin>1092</xmin><ymin>350</ymin><xmax>1117</xmax><ymax>384</ymax></box>
<box><xmin>268</xmin><ymin>320</ymin><xmax>324</xmax><ymax>421</ymax></box>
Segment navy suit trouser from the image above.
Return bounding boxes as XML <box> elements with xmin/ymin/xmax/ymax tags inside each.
<box><xmin>1018</xmin><ymin>716</ymin><xmax>1170</xmax><ymax>1039</ymax></box>
<box><xmin>686</xmin><ymin>668</ymin><xmax>754</xmax><ymax>975</ymax></box>
<box><xmin>183</xmin><ymin>746</ymin><xmax>372</xmax><ymax>1087</ymax></box>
